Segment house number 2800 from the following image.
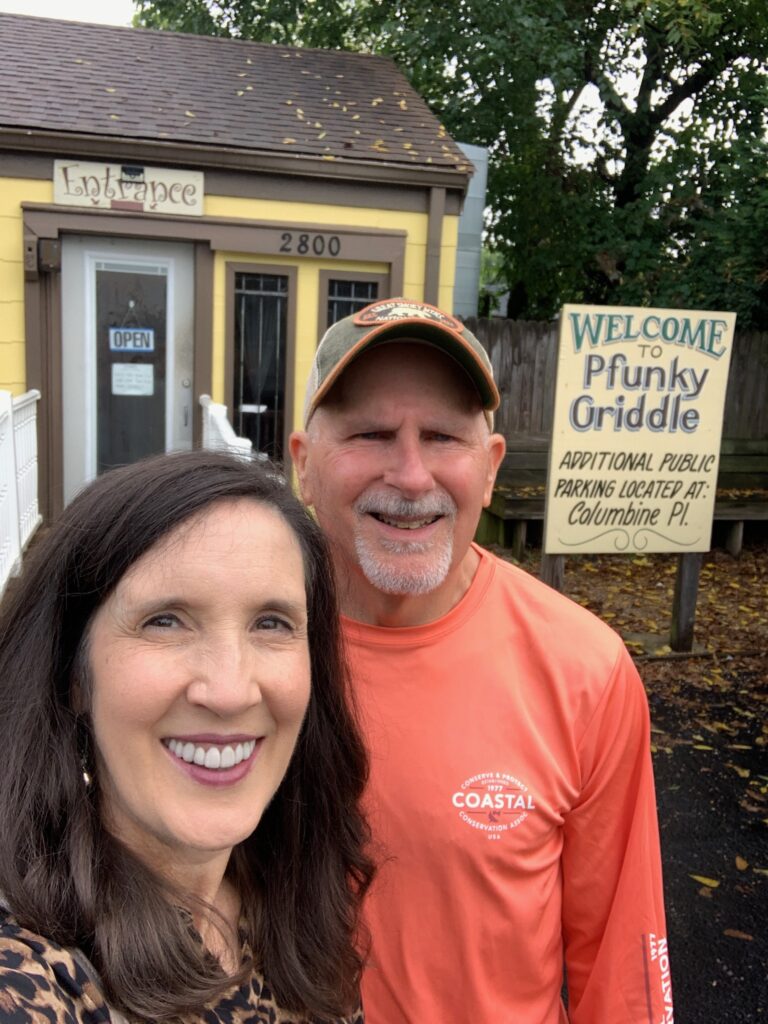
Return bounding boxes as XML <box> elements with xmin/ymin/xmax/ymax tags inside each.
<box><xmin>279</xmin><ymin>232</ymin><xmax>341</xmax><ymax>256</ymax></box>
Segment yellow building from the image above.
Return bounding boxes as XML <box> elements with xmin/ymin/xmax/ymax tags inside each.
<box><xmin>0</xmin><ymin>13</ymin><xmax>472</xmax><ymax>516</ymax></box>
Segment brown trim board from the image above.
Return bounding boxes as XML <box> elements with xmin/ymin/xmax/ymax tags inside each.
<box><xmin>2</xmin><ymin>128</ymin><xmax>471</xmax><ymax>193</ymax></box>
<box><xmin>424</xmin><ymin>186</ymin><xmax>446</xmax><ymax>306</ymax></box>
<box><xmin>0</xmin><ymin>153</ymin><xmax>461</xmax><ymax>214</ymax></box>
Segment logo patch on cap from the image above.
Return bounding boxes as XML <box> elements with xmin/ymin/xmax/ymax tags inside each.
<box><xmin>353</xmin><ymin>299</ymin><xmax>464</xmax><ymax>332</ymax></box>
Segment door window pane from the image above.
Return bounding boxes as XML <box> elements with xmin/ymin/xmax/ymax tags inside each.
<box><xmin>96</xmin><ymin>264</ymin><xmax>167</xmax><ymax>472</ymax></box>
<box><xmin>234</xmin><ymin>273</ymin><xmax>288</xmax><ymax>460</ymax></box>
<box><xmin>327</xmin><ymin>279</ymin><xmax>379</xmax><ymax>327</ymax></box>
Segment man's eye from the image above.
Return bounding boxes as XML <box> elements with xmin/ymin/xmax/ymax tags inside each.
<box><xmin>428</xmin><ymin>432</ymin><xmax>454</xmax><ymax>442</ymax></box>
<box><xmin>354</xmin><ymin>431</ymin><xmax>386</xmax><ymax>441</ymax></box>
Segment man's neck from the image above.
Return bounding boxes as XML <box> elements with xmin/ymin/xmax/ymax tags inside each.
<box><xmin>337</xmin><ymin>545</ymin><xmax>481</xmax><ymax>627</ymax></box>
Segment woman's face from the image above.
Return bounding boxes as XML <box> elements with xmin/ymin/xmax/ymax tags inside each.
<box><xmin>86</xmin><ymin>498</ymin><xmax>311</xmax><ymax>871</ymax></box>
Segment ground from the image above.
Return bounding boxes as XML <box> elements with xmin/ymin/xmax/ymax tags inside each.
<box><xmin>489</xmin><ymin>529</ymin><xmax>768</xmax><ymax>1023</ymax></box>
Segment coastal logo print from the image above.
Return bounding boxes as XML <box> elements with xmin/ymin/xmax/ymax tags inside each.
<box><xmin>452</xmin><ymin>772</ymin><xmax>537</xmax><ymax>840</ymax></box>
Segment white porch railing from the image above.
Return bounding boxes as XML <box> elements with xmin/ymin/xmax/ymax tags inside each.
<box><xmin>199</xmin><ymin>395</ymin><xmax>253</xmax><ymax>456</ymax></box>
<box><xmin>13</xmin><ymin>389</ymin><xmax>43</xmax><ymax>550</ymax></box>
<box><xmin>0</xmin><ymin>389</ymin><xmax>42</xmax><ymax>596</ymax></box>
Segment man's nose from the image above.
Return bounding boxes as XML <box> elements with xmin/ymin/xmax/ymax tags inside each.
<box><xmin>383</xmin><ymin>435</ymin><xmax>435</xmax><ymax>497</ymax></box>
<box><xmin>186</xmin><ymin>636</ymin><xmax>262</xmax><ymax>717</ymax></box>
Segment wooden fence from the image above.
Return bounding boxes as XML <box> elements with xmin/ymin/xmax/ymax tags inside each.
<box><xmin>465</xmin><ymin>319</ymin><xmax>768</xmax><ymax>442</ymax></box>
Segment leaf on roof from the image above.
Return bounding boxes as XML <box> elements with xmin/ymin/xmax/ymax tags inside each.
<box><xmin>109</xmin><ymin>114</ymin><xmax>120</xmax><ymax>120</ymax></box>
<box><xmin>185</xmin><ymin>110</ymin><xmax>196</xmax><ymax>118</ymax></box>
<box><xmin>285</xmin><ymin>100</ymin><xmax>293</xmax><ymax>105</ymax></box>
<box><xmin>371</xmin><ymin>97</ymin><xmax>383</xmax><ymax>106</ymax></box>
<box><xmin>399</xmin><ymin>99</ymin><xmax>408</xmax><ymax>110</ymax></box>
<box><xmin>236</xmin><ymin>90</ymin><xmax>244</xmax><ymax>96</ymax></box>
<box><xmin>238</xmin><ymin>72</ymin><xmax>247</xmax><ymax>77</ymax></box>
<box><xmin>246</xmin><ymin>85</ymin><xmax>253</xmax><ymax>91</ymax></box>
<box><xmin>351</xmin><ymin>113</ymin><xmax>361</xmax><ymax>120</ymax></box>
<box><xmin>283</xmin><ymin>137</ymin><xmax>297</xmax><ymax>144</ymax></box>
<box><xmin>317</xmin><ymin>131</ymin><xmax>327</xmax><ymax>139</ymax></box>
<box><xmin>402</xmin><ymin>142</ymin><xmax>413</xmax><ymax>149</ymax></box>
<box><xmin>105</xmin><ymin>87</ymin><xmax>117</xmax><ymax>94</ymax></box>
<box><xmin>322</xmin><ymin>154</ymin><xmax>336</xmax><ymax>160</ymax></box>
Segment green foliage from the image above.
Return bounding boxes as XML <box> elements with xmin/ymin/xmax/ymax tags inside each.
<box><xmin>134</xmin><ymin>0</ymin><xmax>768</xmax><ymax>327</ymax></box>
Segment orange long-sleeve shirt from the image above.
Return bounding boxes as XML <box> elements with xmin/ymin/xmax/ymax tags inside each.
<box><xmin>343</xmin><ymin>546</ymin><xmax>673</xmax><ymax>1023</ymax></box>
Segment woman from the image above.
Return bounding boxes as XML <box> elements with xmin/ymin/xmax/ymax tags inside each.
<box><xmin>0</xmin><ymin>449</ymin><xmax>373</xmax><ymax>1022</ymax></box>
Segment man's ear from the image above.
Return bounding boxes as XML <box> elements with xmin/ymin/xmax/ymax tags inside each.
<box><xmin>483</xmin><ymin>433</ymin><xmax>506</xmax><ymax>507</ymax></box>
<box><xmin>288</xmin><ymin>430</ymin><xmax>313</xmax><ymax>506</ymax></box>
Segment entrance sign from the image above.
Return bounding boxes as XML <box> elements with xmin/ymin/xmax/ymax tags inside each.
<box><xmin>54</xmin><ymin>161</ymin><xmax>204</xmax><ymax>215</ymax></box>
<box><xmin>544</xmin><ymin>304</ymin><xmax>735</xmax><ymax>554</ymax></box>
<box><xmin>109</xmin><ymin>327</ymin><xmax>155</xmax><ymax>352</ymax></box>
<box><xmin>112</xmin><ymin>363</ymin><xmax>154</xmax><ymax>396</ymax></box>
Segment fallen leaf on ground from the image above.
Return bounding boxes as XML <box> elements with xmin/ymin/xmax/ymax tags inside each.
<box><xmin>723</xmin><ymin>929</ymin><xmax>754</xmax><ymax>941</ymax></box>
<box><xmin>690</xmin><ymin>874</ymin><xmax>720</xmax><ymax>888</ymax></box>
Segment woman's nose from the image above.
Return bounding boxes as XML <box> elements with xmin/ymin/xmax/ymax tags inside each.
<box><xmin>185</xmin><ymin>636</ymin><xmax>262</xmax><ymax>716</ymax></box>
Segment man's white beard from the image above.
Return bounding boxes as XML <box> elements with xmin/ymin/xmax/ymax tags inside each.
<box><xmin>353</xmin><ymin>491</ymin><xmax>456</xmax><ymax>596</ymax></box>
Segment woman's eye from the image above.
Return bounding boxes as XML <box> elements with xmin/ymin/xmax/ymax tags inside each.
<box><xmin>255</xmin><ymin>615</ymin><xmax>292</xmax><ymax>632</ymax></box>
<box><xmin>143</xmin><ymin>613</ymin><xmax>181</xmax><ymax>629</ymax></box>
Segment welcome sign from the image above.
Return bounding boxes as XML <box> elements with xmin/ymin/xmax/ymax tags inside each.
<box><xmin>544</xmin><ymin>304</ymin><xmax>736</xmax><ymax>554</ymax></box>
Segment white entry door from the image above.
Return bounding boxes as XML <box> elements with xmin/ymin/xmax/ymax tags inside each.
<box><xmin>61</xmin><ymin>237</ymin><xmax>194</xmax><ymax>504</ymax></box>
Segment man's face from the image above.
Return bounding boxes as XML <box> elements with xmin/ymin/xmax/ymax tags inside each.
<box><xmin>290</xmin><ymin>343</ymin><xmax>505</xmax><ymax>605</ymax></box>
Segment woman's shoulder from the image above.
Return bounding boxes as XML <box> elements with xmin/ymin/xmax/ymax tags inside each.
<box><xmin>0</xmin><ymin>910</ymin><xmax>111</xmax><ymax>1023</ymax></box>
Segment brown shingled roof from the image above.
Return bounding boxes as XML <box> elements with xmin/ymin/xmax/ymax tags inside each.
<box><xmin>0</xmin><ymin>12</ymin><xmax>472</xmax><ymax>176</ymax></box>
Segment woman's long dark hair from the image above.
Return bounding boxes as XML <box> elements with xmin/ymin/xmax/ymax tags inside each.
<box><xmin>0</xmin><ymin>450</ymin><xmax>373</xmax><ymax>1020</ymax></box>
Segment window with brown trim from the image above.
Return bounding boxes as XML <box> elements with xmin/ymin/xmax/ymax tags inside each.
<box><xmin>326</xmin><ymin>278</ymin><xmax>380</xmax><ymax>326</ymax></box>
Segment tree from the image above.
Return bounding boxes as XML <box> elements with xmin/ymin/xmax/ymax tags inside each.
<box><xmin>135</xmin><ymin>0</ymin><xmax>768</xmax><ymax>327</ymax></box>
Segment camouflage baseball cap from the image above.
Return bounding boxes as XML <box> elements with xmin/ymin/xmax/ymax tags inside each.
<box><xmin>304</xmin><ymin>298</ymin><xmax>499</xmax><ymax>426</ymax></box>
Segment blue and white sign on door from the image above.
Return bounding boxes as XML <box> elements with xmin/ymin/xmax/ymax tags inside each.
<box><xmin>109</xmin><ymin>327</ymin><xmax>155</xmax><ymax>352</ymax></box>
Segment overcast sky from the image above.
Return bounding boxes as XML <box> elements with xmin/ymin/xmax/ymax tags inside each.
<box><xmin>0</xmin><ymin>0</ymin><xmax>135</xmax><ymax>25</ymax></box>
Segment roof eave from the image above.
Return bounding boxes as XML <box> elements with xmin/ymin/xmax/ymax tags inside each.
<box><xmin>0</xmin><ymin>127</ymin><xmax>471</xmax><ymax>193</ymax></box>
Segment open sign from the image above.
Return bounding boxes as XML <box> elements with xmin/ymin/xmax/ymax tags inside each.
<box><xmin>109</xmin><ymin>327</ymin><xmax>155</xmax><ymax>352</ymax></box>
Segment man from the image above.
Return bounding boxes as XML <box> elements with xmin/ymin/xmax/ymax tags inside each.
<box><xmin>290</xmin><ymin>298</ymin><xmax>673</xmax><ymax>1024</ymax></box>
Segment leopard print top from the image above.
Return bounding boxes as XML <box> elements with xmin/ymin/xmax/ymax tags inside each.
<box><xmin>0</xmin><ymin>912</ymin><xmax>364</xmax><ymax>1024</ymax></box>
